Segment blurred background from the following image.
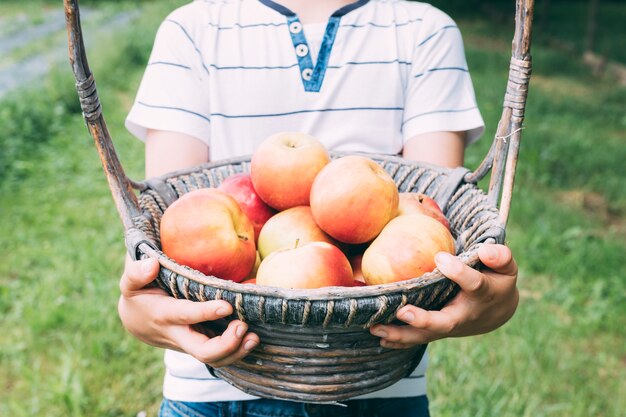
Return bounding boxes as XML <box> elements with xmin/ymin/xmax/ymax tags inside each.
<box><xmin>1</xmin><ymin>0</ymin><xmax>624</xmax><ymax>416</ymax></box>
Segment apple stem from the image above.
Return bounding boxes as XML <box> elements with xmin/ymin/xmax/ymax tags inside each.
<box><xmin>294</xmin><ymin>238</ymin><xmax>300</xmax><ymax>249</ymax></box>
<box><xmin>238</xmin><ymin>235</ymin><xmax>249</xmax><ymax>241</ymax></box>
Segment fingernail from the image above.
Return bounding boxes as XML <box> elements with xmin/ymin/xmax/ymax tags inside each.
<box><xmin>371</xmin><ymin>327</ymin><xmax>388</xmax><ymax>338</ymax></box>
<box><xmin>435</xmin><ymin>252</ymin><xmax>453</xmax><ymax>267</ymax></box>
<box><xmin>399</xmin><ymin>310</ymin><xmax>415</xmax><ymax>322</ymax></box>
<box><xmin>236</xmin><ymin>325</ymin><xmax>246</xmax><ymax>338</ymax></box>
<box><xmin>244</xmin><ymin>340</ymin><xmax>258</xmax><ymax>351</ymax></box>
<box><xmin>483</xmin><ymin>244</ymin><xmax>499</xmax><ymax>259</ymax></box>
<box><xmin>215</xmin><ymin>306</ymin><xmax>229</xmax><ymax>316</ymax></box>
<box><xmin>141</xmin><ymin>258</ymin><xmax>157</xmax><ymax>274</ymax></box>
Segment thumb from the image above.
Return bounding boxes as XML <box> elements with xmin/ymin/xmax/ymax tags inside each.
<box><xmin>120</xmin><ymin>257</ymin><xmax>160</xmax><ymax>296</ymax></box>
<box><xmin>478</xmin><ymin>244</ymin><xmax>517</xmax><ymax>277</ymax></box>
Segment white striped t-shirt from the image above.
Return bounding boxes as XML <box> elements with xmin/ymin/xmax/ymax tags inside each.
<box><xmin>126</xmin><ymin>0</ymin><xmax>484</xmax><ymax>402</ymax></box>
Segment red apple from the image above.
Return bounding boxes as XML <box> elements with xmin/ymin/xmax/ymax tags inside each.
<box><xmin>251</xmin><ymin>132</ymin><xmax>330</xmax><ymax>211</ymax></box>
<box><xmin>361</xmin><ymin>214</ymin><xmax>455</xmax><ymax>285</ymax></box>
<box><xmin>398</xmin><ymin>192</ymin><xmax>450</xmax><ymax>230</ymax></box>
<box><xmin>218</xmin><ymin>173</ymin><xmax>277</xmax><ymax>241</ymax></box>
<box><xmin>310</xmin><ymin>156</ymin><xmax>399</xmax><ymax>244</ymax></box>
<box><xmin>256</xmin><ymin>206</ymin><xmax>337</xmax><ymax>259</ymax></box>
<box><xmin>160</xmin><ymin>188</ymin><xmax>256</xmax><ymax>282</ymax></box>
<box><xmin>256</xmin><ymin>241</ymin><xmax>353</xmax><ymax>289</ymax></box>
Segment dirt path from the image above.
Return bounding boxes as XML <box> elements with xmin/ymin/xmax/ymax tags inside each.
<box><xmin>0</xmin><ymin>9</ymin><xmax>67</xmax><ymax>57</ymax></box>
<box><xmin>0</xmin><ymin>8</ymin><xmax>138</xmax><ymax>99</ymax></box>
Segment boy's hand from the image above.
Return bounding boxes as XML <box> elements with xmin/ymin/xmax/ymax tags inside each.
<box><xmin>118</xmin><ymin>256</ymin><xmax>259</xmax><ymax>368</ymax></box>
<box><xmin>369</xmin><ymin>243</ymin><xmax>519</xmax><ymax>349</ymax></box>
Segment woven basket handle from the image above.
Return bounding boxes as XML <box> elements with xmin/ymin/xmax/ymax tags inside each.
<box><xmin>466</xmin><ymin>0</ymin><xmax>534</xmax><ymax>227</ymax></box>
<box><xmin>64</xmin><ymin>0</ymin><xmax>142</xmax><ymax>232</ymax></box>
<box><xmin>64</xmin><ymin>0</ymin><xmax>533</xmax><ymax>234</ymax></box>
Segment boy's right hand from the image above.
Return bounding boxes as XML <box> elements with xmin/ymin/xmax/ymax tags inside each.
<box><xmin>118</xmin><ymin>256</ymin><xmax>259</xmax><ymax>368</ymax></box>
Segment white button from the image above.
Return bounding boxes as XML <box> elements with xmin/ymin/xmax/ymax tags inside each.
<box><xmin>289</xmin><ymin>21</ymin><xmax>302</xmax><ymax>34</ymax></box>
<box><xmin>295</xmin><ymin>44</ymin><xmax>309</xmax><ymax>57</ymax></box>
<box><xmin>302</xmin><ymin>68</ymin><xmax>313</xmax><ymax>80</ymax></box>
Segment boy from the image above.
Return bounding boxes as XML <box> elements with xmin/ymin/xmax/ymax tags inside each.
<box><xmin>119</xmin><ymin>0</ymin><xmax>519</xmax><ymax>415</ymax></box>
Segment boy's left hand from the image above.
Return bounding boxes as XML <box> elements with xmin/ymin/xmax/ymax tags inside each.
<box><xmin>369</xmin><ymin>243</ymin><xmax>519</xmax><ymax>349</ymax></box>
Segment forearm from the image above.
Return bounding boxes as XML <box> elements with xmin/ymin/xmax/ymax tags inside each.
<box><xmin>145</xmin><ymin>129</ymin><xmax>210</xmax><ymax>178</ymax></box>
<box><xmin>402</xmin><ymin>131</ymin><xmax>466</xmax><ymax>168</ymax></box>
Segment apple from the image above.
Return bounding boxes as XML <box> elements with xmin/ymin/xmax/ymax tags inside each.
<box><xmin>256</xmin><ymin>241</ymin><xmax>354</xmax><ymax>289</ymax></box>
<box><xmin>241</xmin><ymin>278</ymin><xmax>257</xmax><ymax>285</ymax></box>
<box><xmin>243</xmin><ymin>251</ymin><xmax>261</xmax><ymax>280</ymax></box>
<box><xmin>361</xmin><ymin>214</ymin><xmax>455</xmax><ymax>285</ymax></box>
<box><xmin>218</xmin><ymin>173</ymin><xmax>277</xmax><ymax>241</ymax></box>
<box><xmin>160</xmin><ymin>188</ymin><xmax>256</xmax><ymax>282</ymax></box>
<box><xmin>310</xmin><ymin>155</ymin><xmax>399</xmax><ymax>244</ymax></box>
<box><xmin>256</xmin><ymin>206</ymin><xmax>337</xmax><ymax>259</ymax></box>
<box><xmin>398</xmin><ymin>192</ymin><xmax>450</xmax><ymax>230</ymax></box>
<box><xmin>251</xmin><ymin>132</ymin><xmax>330</xmax><ymax>211</ymax></box>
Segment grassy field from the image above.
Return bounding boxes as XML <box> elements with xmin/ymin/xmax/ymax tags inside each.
<box><xmin>1</xmin><ymin>1</ymin><xmax>625</xmax><ymax>416</ymax></box>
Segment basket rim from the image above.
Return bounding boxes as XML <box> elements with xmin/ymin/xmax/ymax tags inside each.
<box><xmin>134</xmin><ymin>152</ymin><xmax>499</xmax><ymax>301</ymax></box>
<box><xmin>139</xmin><ymin>238</ymin><xmax>483</xmax><ymax>302</ymax></box>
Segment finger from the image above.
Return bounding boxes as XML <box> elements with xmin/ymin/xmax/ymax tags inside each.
<box><xmin>371</xmin><ymin>306</ymin><xmax>462</xmax><ymax>344</ymax></box>
<box><xmin>379</xmin><ymin>339</ymin><xmax>415</xmax><ymax>350</ymax></box>
<box><xmin>178</xmin><ymin>320</ymin><xmax>249</xmax><ymax>364</ymax></box>
<box><xmin>157</xmin><ymin>299</ymin><xmax>234</xmax><ymax>326</ymax></box>
<box><xmin>435</xmin><ymin>252</ymin><xmax>488</xmax><ymax>296</ymax></box>
<box><xmin>120</xmin><ymin>257</ymin><xmax>160</xmax><ymax>296</ymax></box>
<box><xmin>397</xmin><ymin>305</ymin><xmax>461</xmax><ymax>334</ymax></box>
<box><xmin>372</xmin><ymin>323</ymin><xmax>434</xmax><ymax>345</ymax></box>
<box><xmin>209</xmin><ymin>333</ymin><xmax>260</xmax><ymax>368</ymax></box>
<box><xmin>478</xmin><ymin>244</ymin><xmax>518</xmax><ymax>277</ymax></box>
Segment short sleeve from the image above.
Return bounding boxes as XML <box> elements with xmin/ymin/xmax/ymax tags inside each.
<box><xmin>125</xmin><ymin>10</ymin><xmax>211</xmax><ymax>145</ymax></box>
<box><xmin>402</xmin><ymin>6</ymin><xmax>484</xmax><ymax>146</ymax></box>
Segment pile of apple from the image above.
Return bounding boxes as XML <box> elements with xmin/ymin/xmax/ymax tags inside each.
<box><xmin>159</xmin><ymin>132</ymin><xmax>455</xmax><ymax>289</ymax></box>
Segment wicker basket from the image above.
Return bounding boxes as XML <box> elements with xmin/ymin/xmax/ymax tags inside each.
<box><xmin>64</xmin><ymin>0</ymin><xmax>534</xmax><ymax>403</ymax></box>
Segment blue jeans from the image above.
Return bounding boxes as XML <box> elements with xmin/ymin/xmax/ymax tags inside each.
<box><xmin>159</xmin><ymin>396</ymin><xmax>430</xmax><ymax>417</ymax></box>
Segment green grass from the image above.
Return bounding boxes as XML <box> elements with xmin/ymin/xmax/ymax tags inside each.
<box><xmin>428</xmin><ymin>14</ymin><xmax>626</xmax><ymax>417</ymax></box>
<box><xmin>0</xmin><ymin>120</ymin><xmax>163</xmax><ymax>416</ymax></box>
<box><xmin>434</xmin><ymin>0</ymin><xmax>626</xmax><ymax>64</ymax></box>
<box><xmin>1</xmin><ymin>2</ymin><xmax>184</xmax><ymax>416</ymax></box>
<box><xmin>1</xmin><ymin>1</ymin><xmax>625</xmax><ymax>416</ymax></box>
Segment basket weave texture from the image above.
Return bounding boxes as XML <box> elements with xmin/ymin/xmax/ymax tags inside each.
<box><xmin>127</xmin><ymin>153</ymin><xmax>504</xmax><ymax>402</ymax></box>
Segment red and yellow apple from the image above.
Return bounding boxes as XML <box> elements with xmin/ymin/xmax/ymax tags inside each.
<box><xmin>361</xmin><ymin>214</ymin><xmax>455</xmax><ymax>285</ymax></box>
<box><xmin>251</xmin><ymin>132</ymin><xmax>330</xmax><ymax>211</ymax></box>
<box><xmin>160</xmin><ymin>188</ymin><xmax>256</xmax><ymax>282</ymax></box>
<box><xmin>256</xmin><ymin>206</ymin><xmax>336</xmax><ymax>259</ymax></box>
<box><xmin>310</xmin><ymin>156</ymin><xmax>399</xmax><ymax>244</ymax></box>
<box><xmin>398</xmin><ymin>192</ymin><xmax>450</xmax><ymax>230</ymax></box>
<box><xmin>218</xmin><ymin>173</ymin><xmax>277</xmax><ymax>241</ymax></box>
<box><xmin>256</xmin><ymin>241</ymin><xmax>353</xmax><ymax>289</ymax></box>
